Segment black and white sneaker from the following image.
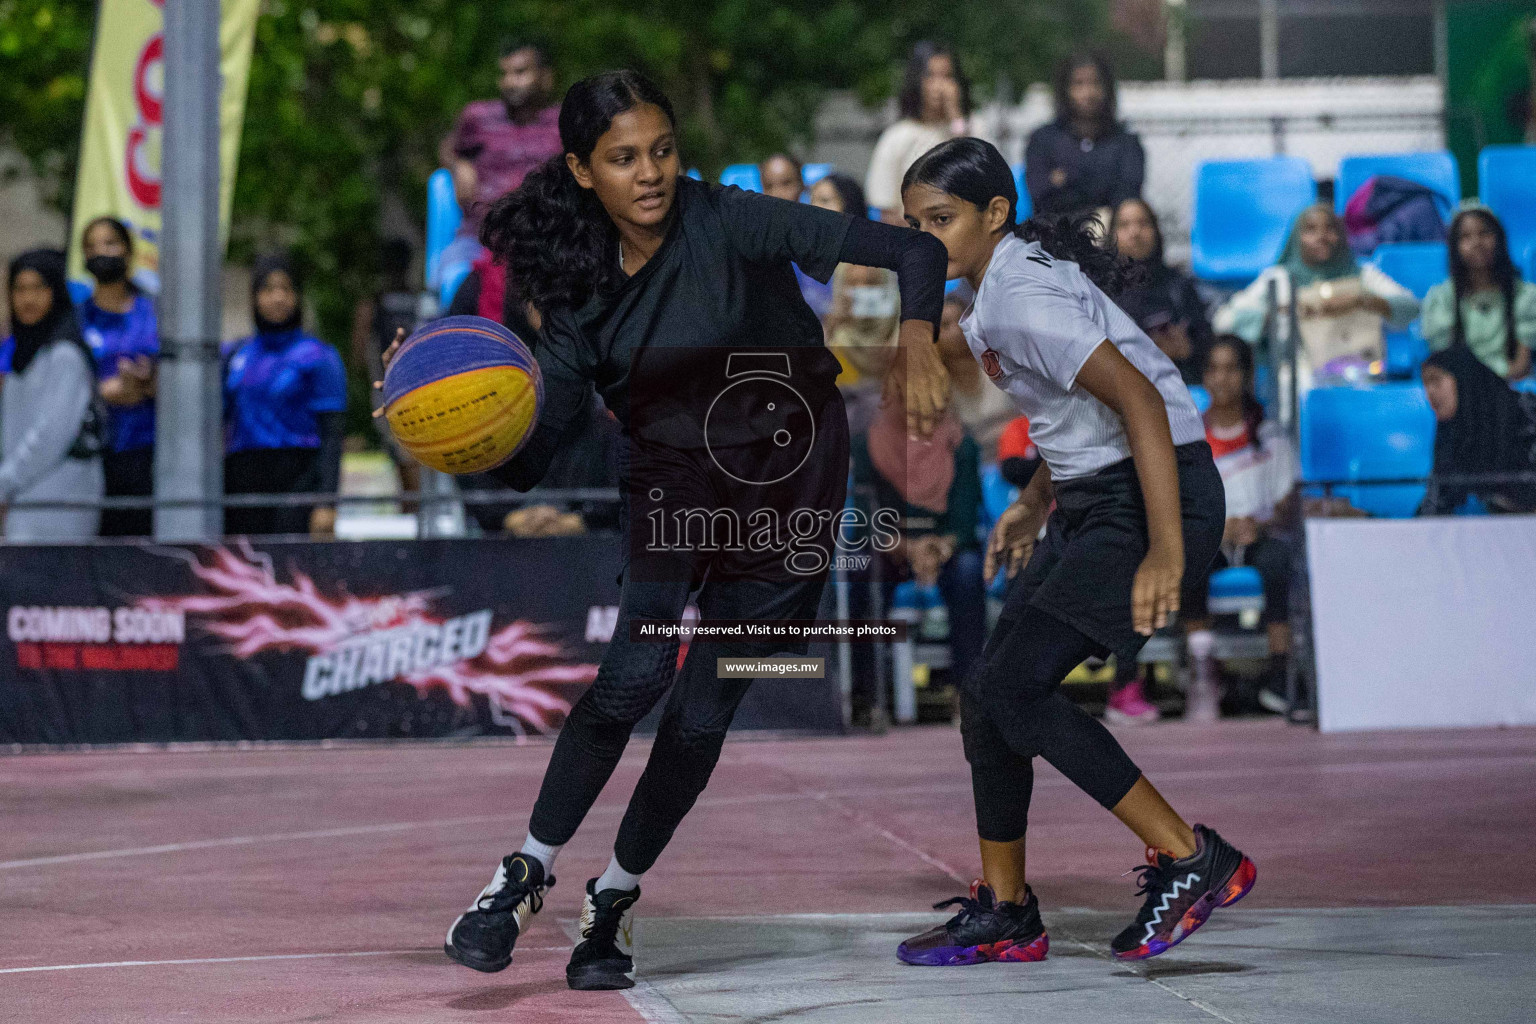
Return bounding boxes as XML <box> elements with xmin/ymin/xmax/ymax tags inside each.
<box><xmin>1110</xmin><ymin>824</ymin><xmax>1256</xmax><ymax>960</ymax></box>
<box><xmin>566</xmin><ymin>879</ymin><xmax>639</xmax><ymax>990</ymax></box>
<box><xmin>444</xmin><ymin>853</ymin><xmax>553</xmax><ymax>973</ymax></box>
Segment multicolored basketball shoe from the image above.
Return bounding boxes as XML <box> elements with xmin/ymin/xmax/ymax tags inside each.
<box><xmin>566</xmin><ymin>879</ymin><xmax>640</xmax><ymax>990</ymax></box>
<box><xmin>897</xmin><ymin>881</ymin><xmax>1050</xmax><ymax>966</ymax></box>
<box><xmin>444</xmin><ymin>853</ymin><xmax>553</xmax><ymax>973</ymax></box>
<box><xmin>1110</xmin><ymin>824</ymin><xmax>1256</xmax><ymax>960</ymax></box>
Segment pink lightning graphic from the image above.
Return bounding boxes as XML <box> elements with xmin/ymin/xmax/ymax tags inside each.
<box><xmin>139</xmin><ymin>543</ymin><xmax>598</xmax><ymax>735</ymax></box>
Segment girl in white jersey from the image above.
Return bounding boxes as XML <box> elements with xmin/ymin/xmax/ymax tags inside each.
<box><xmin>892</xmin><ymin>138</ymin><xmax>1256</xmax><ymax>967</ymax></box>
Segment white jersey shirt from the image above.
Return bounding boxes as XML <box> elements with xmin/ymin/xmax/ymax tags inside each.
<box><xmin>959</xmin><ymin>234</ymin><xmax>1206</xmax><ymax>481</ymax></box>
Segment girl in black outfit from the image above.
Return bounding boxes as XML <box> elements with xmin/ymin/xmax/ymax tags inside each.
<box><xmin>1419</xmin><ymin>344</ymin><xmax>1536</xmax><ymax>515</ymax></box>
<box><xmin>413</xmin><ymin>71</ymin><xmax>949</xmax><ymax>992</ymax></box>
<box><xmin>1111</xmin><ymin>198</ymin><xmax>1214</xmax><ymax>385</ymax></box>
<box><xmin>1024</xmin><ymin>52</ymin><xmax>1145</xmax><ymax>218</ymax></box>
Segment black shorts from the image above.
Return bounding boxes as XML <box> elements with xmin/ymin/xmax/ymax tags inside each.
<box><xmin>1001</xmin><ymin>441</ymin><xmax>1226</xmax><ymax>663</ymax></box>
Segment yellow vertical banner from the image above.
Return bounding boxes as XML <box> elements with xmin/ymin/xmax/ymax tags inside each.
<box><xmin>68</xmin><ymin>0</ymin><xmax>260</xmax><ymax>290</ymax></box>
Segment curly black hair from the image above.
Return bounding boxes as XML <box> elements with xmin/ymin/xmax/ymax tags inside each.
<box><xmin>479</xmin><ymin>69</ymin><xmax>676</xmax><ymax>315</ymax></box>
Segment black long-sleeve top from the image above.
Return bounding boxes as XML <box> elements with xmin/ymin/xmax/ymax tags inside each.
<box><xmin>1025</xmin><ymin>119</ymin><xmax>1145</xmax><ymax>217</ymax></box>
<box><xmin>492</xmin><ymin>176</ymin><xmax>947</xmax><ymax>490</ymax></box>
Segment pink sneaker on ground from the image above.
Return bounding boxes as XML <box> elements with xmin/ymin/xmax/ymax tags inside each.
<box><xmin>1104</xmin><ymin>677</ymin><xmax>1161</xmax><ymax>725</ymax></box>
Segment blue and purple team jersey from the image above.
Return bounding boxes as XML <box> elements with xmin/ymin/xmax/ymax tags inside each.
<box><xmin>81</xmin><ymin>293</ymin><xmax>160</xmax><ymax>453</ymax></box>
<box><xmin>223</xmin><ymin>330</ymin><xmax>347</xmax><ymax>454</ymax></box>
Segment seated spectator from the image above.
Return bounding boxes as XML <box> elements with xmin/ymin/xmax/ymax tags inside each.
<box><xmin>866</xmin><ymin>41</ymin><xmax>972</xmax><ymax>222</ymax></box>
<box><xmin>814</xmin><ymin>173</ymin><xmax>899</xmax><ymax>433</ymax></box>
<box><xmin>852</xmin><ymin>362</ymin><xmax>985</xmax><ymax>706</ymax></box>
<box><xmin>995</xmin><ymin>415</ymin><xmax>1040</xmax><ymax>490</ymax></box>
<box><xmin>1188</xmin><ymin>336</ymin><xmax>1300</xmax><ymax>712</ymax></box>
<box><xmin>1215</xmin><ymin>204</ymin><xmax>1418</xmax><ymax>386</ymax></box>
<box><xmin>1421</xmin><ymin>206</ymin><xmax>1536</xmax><ymax>380</ymax></box>
<box><xmin>1111</xmin><ymin>198</ymin><xmax>1213</xmax><ymax>384</ymax></box>
<box><xmin>1025</xmin><ymin>52</ymin><xmax>1143</xmax><ymax>220</ymax></box>
<box><xmin>1</xmin><ymin>250</ymin><xmax>103</xmax><ymax>542</ymax></box>
<box><xmin>435</xmin><ymin>40</ymin><xmax>561</xmax><ymax>287</ymax></box>
<box><xmin>937</xmin><ymin>288</ymin><xmax>1013</xmax><ymax>461</ymax></box>
<box><xmin>81</xmin><ymin>215</ymin><xmax>158</xmax><ymax>537</ymax></box>
<box><xmin>1418</xmin><ymin>343</ymin><xmax>1536</xmax><ymax>515</ymax></box>
<box><xmin>223</xmin><ymin>255</ymin><xmax>347</xmax><ymax>537</ymax></box>
<box><xmin>759</xmin><ymin>153</ymin><xmax>805</xmax><ymax>202</ymax></box>
<box><xmin>759</xmin><ymin>152</ymin><xmax>834</xmax><ymax>316</ymax></box>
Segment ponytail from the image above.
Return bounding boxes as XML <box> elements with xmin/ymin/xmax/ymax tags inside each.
<box><xmin>1016</xmin><ymin>213</ymin><xmax>1132</xmax><ymax>295</ymax></box>
<box><xmin>903</xmin><ymin>136</ymin><xmax>1133</xmax><ymax>294</ymax></box>
<box><xmin>477</xmin><ymin>69</ymin><xmax>676</xmax><ymax>317</ymax></box>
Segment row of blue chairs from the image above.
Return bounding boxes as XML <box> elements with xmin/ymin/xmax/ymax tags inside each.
<box><xmin>1192</xmin><ymin>145</ymin><xmax>1536</xmax><ymax>286</ymax></box>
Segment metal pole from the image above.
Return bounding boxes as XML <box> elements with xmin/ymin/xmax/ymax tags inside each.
<box><xmin>1164</xmin><ymin>0</ymin><xmax>1188</xmax><ymax>84</ymax></box>
<box><xmin>154</xmin><ymin>0</ymin><xmax>223</xmax><ymax>541</ymax></box>
<box><xmin>1259</xmin><ymin>0</ymin><xmax>1280</xmax><ymax>82</ymax></box>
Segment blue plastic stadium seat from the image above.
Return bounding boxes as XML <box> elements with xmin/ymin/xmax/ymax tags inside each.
<box><xmin>1369</xmin><ymin>242</ymin><xmax>1448</xmax><ymax>300</ymax></box>
<box><xmin>720</xmin><ymin>163</ymin><xmax>762</xmax><ymax>192</ymax></box>
<box><xmin>1191</xmin><ymin>158</ymin><xmax>1317</xmax><ymax>285</ymax></box>
<box><xmin>1300</xmin><ymin>383</ymin><xmax>1435</xmax><ymax>518</ymax></box>
<box><xmin>801</xmin><ymin>163</ymin><xmax>833</xmax><ymax>188</ymax></box>
<box><xmin>1011</xmin><ymin>163</ymin><xmax>1032</xmax><ymax>222</ymax></box>
<box><xmin>1384</xmin><ymin>321</ymin><xmax>1431</xmax><ymax>378</ymax></box>
<box><xmin>1187</xmin><ymin>384</ymin><xmax>1212</xmax><ymax>414</ymax></box>
<box><xmin>979</xmin><ymin>463</ymin><xmax>1019</xmax><ymax>533</ymax></box>
<box><xmin>686</xmin><ymin>168</ymin><xmax>703</xmax><ymax>180</ymax></box>
<box><xmin>1335</xmin><ymin>151</ymin><xmax>1460</xmax><ymax>216</ymax></box>
<box><xmin>425</xmin><ymin>168</ymin><xmax>462</xmax><ymax>289</ymax></box>
<box><xmin>1207</xmin><ymin>565</ymin><xmax>1265</xmax><ymax>617</ymax></box>
<box><xmin>1480</xmin><ymin>146</ymin><xmax>1536</xmax><ymax>274</ymax></box>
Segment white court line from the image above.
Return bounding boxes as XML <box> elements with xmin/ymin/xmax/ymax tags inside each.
<box><xmin>7</xmin><ymin>752</ymin><xmax>1533</xmax><ymax>874</ymax></box>
<box><xmin>0</xmin><ymin>946</ymin><xmax>577</xmax><ymax>976</ymax></box>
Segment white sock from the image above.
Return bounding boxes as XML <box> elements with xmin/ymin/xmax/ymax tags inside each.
<box><xmin>518</xmin><ymin>834</ymin><xmax>563</xmax><ymax>876</ymax></box>
<box><xmin>596</xmin><ymin>855</ymin><xmax>643</xmax><ymax>894</ymax></box>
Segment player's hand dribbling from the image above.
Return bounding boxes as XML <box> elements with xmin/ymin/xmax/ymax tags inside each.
<box><xmin>984</xmin><ymin>500</ymin><xmax>1047</xmax><ymax>582</ymax></box>
<box><xmin>1132</xmin><ymin>545</ymin><xmax>1183</xmax><ymax>636</ymax></box>
<box><xmin>371</xmin><ymin>327</ymin><xmax>407</xmax><ymax>419</ymax></box>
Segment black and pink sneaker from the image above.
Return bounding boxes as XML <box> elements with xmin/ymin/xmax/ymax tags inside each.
<box><xmin>897</xmin><ymin>881</ymin><xmax>1049</xmax><ymax>967</ymax></box>
<box><xmin>1110</xmin><ymin>824</ymin><xmax>1257</xmax><ymax>960</ymax></box>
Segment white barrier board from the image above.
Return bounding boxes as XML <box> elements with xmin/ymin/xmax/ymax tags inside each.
<box><xmin>1307</xmin><ymin>516</ymin><xmax>1536</xmax><ymax>732</ymax></box>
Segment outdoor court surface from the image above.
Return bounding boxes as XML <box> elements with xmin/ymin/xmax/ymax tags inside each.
<box><xmin>4</xmin><ymin>720</ymin><xmax>1533</xmax><ymax>1023</ymax></box>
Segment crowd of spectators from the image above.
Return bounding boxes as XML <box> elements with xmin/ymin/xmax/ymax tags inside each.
<box><xmin>3</xmin><ymin>34</ymin><xmax>1534</xmax><ymax>726</ymax></box>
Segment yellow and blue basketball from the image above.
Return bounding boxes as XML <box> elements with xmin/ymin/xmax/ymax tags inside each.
<box><xmin>382</xmin><ymin>315</ymin><xmax>543</xmax><ymax>475</ymax></box>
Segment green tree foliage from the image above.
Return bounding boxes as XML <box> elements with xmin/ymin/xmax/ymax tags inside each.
<box><xmin>2</xmin><ymin>0</ymin><xmax>1106</xmax><ymax>436</ymax></box>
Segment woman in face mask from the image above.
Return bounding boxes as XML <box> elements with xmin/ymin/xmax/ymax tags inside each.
<box><xmin>79</xmin><ymin>216</ymin><xmax>159</xmax><ymax>537</ymax></box>
<box><xmin>222</xmin><ymin>254</ymin><xmax>348</xmax><ymax>537</ymax></box>
<box><xmin>1</xmin><ymin>249</ymin><xmax>104</xmax><ymax>541</ymax></box>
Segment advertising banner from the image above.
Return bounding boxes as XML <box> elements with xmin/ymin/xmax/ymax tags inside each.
<box><xmin>0</xmin><ymin>537</ymin><xmax>843</xmax><ymax>746</ymax></box>
<box><xmin>67</xmin><ymin>0</ymin><xmax>260</xmax><ymax>288</ymax></box>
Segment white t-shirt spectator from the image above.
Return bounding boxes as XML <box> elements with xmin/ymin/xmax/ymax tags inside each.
<box><xmin>1206</xmin><ymin>419</ymin><xmax>1299</xmax><ymax>523</ymax></box>
<box><xmin>865</xmin><ymin>119</ymin><xmax>955</xmax><ymax>213</ymax></box>
<box><xmin>959</xmin><ymin>234</ymin><xmax>1205</xmax><ymax>481</ymax></box>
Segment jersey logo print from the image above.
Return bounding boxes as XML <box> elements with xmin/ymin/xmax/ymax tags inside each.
<box><xmin>980</xmin><ymin>349</ymin><xmax>1004</xmax><ymax>381</ymax></box>
<box><xmin>1025</xmin><ymin>253</ymin><xmax>1054</xmax><ymax>268</ymax></box>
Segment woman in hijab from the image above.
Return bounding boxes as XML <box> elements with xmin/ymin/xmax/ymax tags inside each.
<box><xmin>222</xmin><ymin>254</ymin><xmax>348</xmax><ymax>536</ymax></box>
<box><xmin>1418</xmin><ymin>343</ymin><xmax>1536</xmax><ymax>515</ymax></box>
<box><xmin>1215</xmin><ymin>204</ymin><xmax>1418</xmax><ymax>384</ymax></box>
<box><xmin>1111</xmin><ymin>198</ymin><xmax>1213</xmax><ymax>385</ymax></box>
<box><xmin>0</xmin><ymin>249</ymin><xmax>103</xmax><ymax>541</ymax></box>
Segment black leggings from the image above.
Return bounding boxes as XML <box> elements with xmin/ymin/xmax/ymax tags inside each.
<box><xmin>527</xmin><ymin>570</ymin><xmax>827</xmax><ymax>874</ymax></box>
<box><xmin>962</xmin><ymin>603</ymin><xmax>1143</xmax><ymax>843</ymax></box>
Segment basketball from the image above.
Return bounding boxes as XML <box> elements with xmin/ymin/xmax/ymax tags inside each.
<box><xmin>382</xmin><ymin>315</ymin><xmax>543</xmax><ymax>475</ymax></box>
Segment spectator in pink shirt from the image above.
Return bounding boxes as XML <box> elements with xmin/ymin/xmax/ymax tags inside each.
<box><xmin>435</xmin><ymin>40</ymin><xmax>562</xmax><ymax>286</ymax></box>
